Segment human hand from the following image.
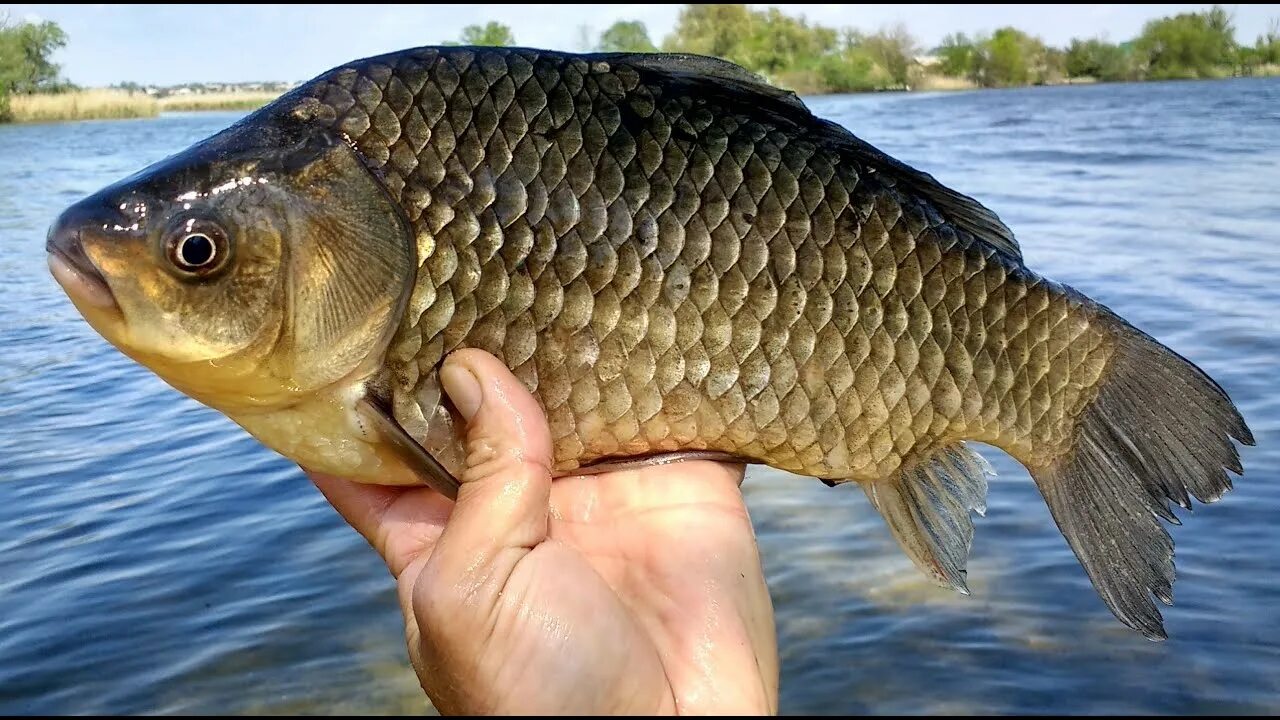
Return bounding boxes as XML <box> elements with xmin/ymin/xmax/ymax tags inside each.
<box><xmin>309</xmin><ymin>349</ymin><xmax>779</xmax><ymax>715</ymax></box>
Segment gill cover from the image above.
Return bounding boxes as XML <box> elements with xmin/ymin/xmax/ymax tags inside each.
<box><xmin>54</xmin><ymin>106</ymin><xmax>419</xmax><ymax>408</ymax></box>
<box><xmin>265</xmin><ymin>129</ymin><xmax>417</xmax><ymax>394</ymax></box>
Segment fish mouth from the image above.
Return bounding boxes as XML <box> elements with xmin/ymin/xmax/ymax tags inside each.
<box><xmin>46</xmin><ymin>231</ymin><xmax>119</xmax><ymax>311</ymax></box>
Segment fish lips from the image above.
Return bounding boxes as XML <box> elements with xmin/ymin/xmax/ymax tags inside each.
<box><xmin>46</xmin><ymin>215</ymin><xmax>120</xmax><ymax>312</ymax></box>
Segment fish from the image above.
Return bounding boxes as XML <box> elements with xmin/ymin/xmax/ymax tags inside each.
<box><xmin>46</xmin><ymin>46</ymin><xmax>1253</xmax><ymax>641</ymax></box>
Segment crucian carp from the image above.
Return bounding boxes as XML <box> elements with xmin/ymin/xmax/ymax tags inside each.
<box><xmin>47</xmin><ymin>46</ymin><xmax>1253</xmax><ymax>640</ymax></box>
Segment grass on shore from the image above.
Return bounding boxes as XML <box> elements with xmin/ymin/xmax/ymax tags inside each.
<box><xmin>158</xmin><ymin>91</ymin><xmax>280</xmax><ymax>112</ymax></box>
<box><xmin>8</xmin><ymin>89</ymin><xmax>158</xmax><ymax>122</ymax></box>
<box><xmin>1240</xmin><ymin>63</ymin><xmax>1280</xmax><ymax>78</ymax></box>
<box><xmin>912</xmin><ymin>73</ymin><xmax>979</xmax><ymax>92</ymax></box>
<box><xmin>3</xmin><ymin>89</ymin><xmax>281</xmax><ymax>123</ymax></box>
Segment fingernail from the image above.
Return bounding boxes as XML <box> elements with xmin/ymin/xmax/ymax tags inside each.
<box><xmin>441</xmin><ymin>362</ymin><xmax>483</xmax><ymax>421</ymax></box>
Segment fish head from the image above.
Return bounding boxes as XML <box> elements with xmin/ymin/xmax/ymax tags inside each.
<box><xmin>46</xmin><ymin>108</ymin><xmax>417</xmax><ymax>413</ymax></box>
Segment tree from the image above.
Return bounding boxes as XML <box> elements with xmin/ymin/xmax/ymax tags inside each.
<box><xmin>659</xmin><ymin>4</ymin><xmax>928</xmax><ymax>93</ymax></box>
<box><xmin>1134</xmin><ymin>5</ymin><xmax>1236</xmax><ymax>78</ymax></box>
<box><xmin>458</xmin><ymin>22</ymin><xmax>515</xmax><ymax>47</ymax></box>
<box><xmin>978</xmin><ymin>27</ymin><xmax>1032</xmax><ymax>86</ymax></box>
<box><xmin>662</xmin><ymin>4</ymin><xmax>753</xmax><ymax>65</ymax></box>
<box><xmin>812</xmin><ymin>39</ymin><xmax>883</xmax><ymax>93</ymax></box>
<box><xmin>970</xmin><ymin>27</ymin><xmax>1052</xmax><ymax>87</ymax></box>
<box><xmin>0</xmin><ymin>17</ymin><xmax>69</xmax><ymax>94</ymax></box>
<box><xmin>738</xmin><ymin>7</ymin><xmax>838</xmax><ymax>76</ymax></box>
<box><xmin>860</xmin><ymin>24</ymin><xmax>918</xmax><ymax>88</ymax></box>
<box><xmin>1235</xmin><ymin>43</ymin><xmax>1261</xmax><ymax>73</ymax></box>
<box><xmin>1065</xmin><ymin>38</ymin><xmax>1134</xmax><ymax>81</ymax></box>
<box><xmin>597</xmin><ymin>20</ymin><xmax>657</xmax><ymax>53</ymax></box>
<box><xmin>1244</xmin><ymin>17</ymin><xmax>1280</xmax><ymax>67</ymax></box>
<box><xmin>0</xmin><ymin>16</ymin><xmax>71</xmax><ymax>120</ymax></box>
<box><xmin>936</xmin><ymin>33</ymin><xmax>980</xmax><ymax>79</ymax></box>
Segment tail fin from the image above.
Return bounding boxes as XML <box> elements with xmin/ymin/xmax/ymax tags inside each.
<box><xmin>1030</xmin><ymin>315</ymin><xmax>1253</xmax><ymax>640</ymax></box>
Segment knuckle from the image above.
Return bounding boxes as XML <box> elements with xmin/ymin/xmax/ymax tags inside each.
<box><xmin>461</xmin><ymin>429</ymin><xmax>549</xmax><ymax>486</ymax></box>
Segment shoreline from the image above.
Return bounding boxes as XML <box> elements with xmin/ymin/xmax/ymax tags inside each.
<box><xmin>805</xmin><ymin>69</ymin><xmax>1280</xmax><ymax>97</ymax></box>
<box><xmin>4</xmin><ymin>71</ymin><xmax>1278</xmax><ymax>125</ymax></box>
<box><xmin>1</xmin><ymin>89</ymin><xmax>281</xmax><ymax>125</ymax></box>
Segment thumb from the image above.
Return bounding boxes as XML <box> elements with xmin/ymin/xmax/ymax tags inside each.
<box><xmin>424</xmin><ymin>348</ymin><xmax>555</xmax><ymax>590</ymax></box>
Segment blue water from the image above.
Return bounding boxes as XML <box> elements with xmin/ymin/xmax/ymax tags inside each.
<box><xmin>2</xmin><ymin>79</ymin><xmax>1278</xmax><ymax>714</ymax></box>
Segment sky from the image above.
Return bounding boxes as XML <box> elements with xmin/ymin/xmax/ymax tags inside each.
<box><xmin>4</xmin><ymin>4</ymin><xmax>1279</xmax><ymax>87</ymax></box>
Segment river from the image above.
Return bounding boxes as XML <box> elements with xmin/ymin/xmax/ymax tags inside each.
<box><xmin>1</xmin><ymin>78</ymin><xmax>1277</xmax><ymax>714</ymax></box>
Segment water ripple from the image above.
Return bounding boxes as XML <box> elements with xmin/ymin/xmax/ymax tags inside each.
<box><xmin>2</xmin><ymin>79</ymin><xmax>1279</xmax><ymax>714</ymax></box>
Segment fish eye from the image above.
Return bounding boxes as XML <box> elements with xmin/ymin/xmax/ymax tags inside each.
<box><xmin>164</xmin><ymin>220</ymin><xmax>230</xmax><ymax>276</ymax></box>
<box><xmin>177</xmin><ymin>234</ymin><xmax>215</xmax><ymax>267</ymax></box>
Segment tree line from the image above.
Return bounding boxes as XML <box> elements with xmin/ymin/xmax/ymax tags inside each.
<box><xmin>3</xmin><ymin>5</ymin><xmax>1279</xmax><ymax>122</ymax></box>
<box><xmin>936</xmin><ymin>6</ymin><xmax>1278</xmax><ymax>86</ymax></box>
<box><xmin>461</xmin><ymin>5</ymin><xmax>1280</xmax><ymax>93</ymax></box>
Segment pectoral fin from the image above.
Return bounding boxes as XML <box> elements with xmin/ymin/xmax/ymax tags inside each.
<box><xmin>357</xmin><ymin>395</ymin><xmax>460</xmax><ymax>500</ymax></box>
<box><xmin>859</xmin><ymin>442</ymin><xmax>992</xmax><ymax>594</ymax></box>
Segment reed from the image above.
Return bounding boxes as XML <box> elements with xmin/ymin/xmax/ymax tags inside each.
<box><xmin>1243</xmin><ymin>63</ymin><xmax>1280</xmax><ymax>78</ymax></box>
<box><xmin>911</xmin><ymin>74</ymin><xmax>979</xmax><ymax>92</ymax></box>
<box><xmin>158</xmin><ymin>91</ymin><xmax>280</xmax><ymax>112</ymax></box>
<box><xmin>8</xmin><ymin>89</ymin><xmax>159</xmax><ymax>123</ymax></box>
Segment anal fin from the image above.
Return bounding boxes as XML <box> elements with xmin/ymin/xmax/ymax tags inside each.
<box><xmin>860</xmin><ymin>443</ymin><xmax>993</xmax><ymax>594</ymax></box>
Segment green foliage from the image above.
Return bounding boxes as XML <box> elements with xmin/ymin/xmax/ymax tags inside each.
<box><xmin>596</xmin><ymin>20</ymin><xmax>657</xmax><ymax>53</ymax></box>
<box><xmin>736</xmin><ymin>8</ymin><xmax>838</xmax><ymax>77</ymax></box>
<box><xmin>935</xmin><ymin>27</ymin><xmax>1060</xmax><ymax>88</ymax></box>
<box><xmin>663</xmin><ymin>4</ymin><xmax>916</xmax><ymax>93</ymax></box>
<box><xmin>936</xmin><ymin>33</ymin><xmax>980</xmax><ymax>79</ymax></box>
<box><xmin>1134</xmin><ymin>5</ymin><xmax>1236</xmax><ymax>79</ymax></box>
<box><xmin>1235</xmin><ymin>43</ymin><xmax>1261</xmax><ymax>70</ymax></box>
<box><xmin>1042</xmin><ymin>46</ymin><xmax>1067</xmax><ymax>83</ymax></box>
<box><xmin>816</xmin><ymin>48</ymin><xmax>888</xmax><ymax>93</ymax></box>
<box><xmin>1237</xmin><ymin>19</ymin><xmax>1280</xmax><ymax>72</ymax></box>
<box><xmin>457</xmin><ymin>21</ymin><xmax>516</xmax><ymax>47</ymax></box>
<box><xmin>860</xmin><ymin>24</ymin><xmax>917</xmax><ymax>88</ymax></box>
<box><xmin>976</xmin><ymin>27</ymin><xmax>1038</xmax><ymax>87</ymax></box>
<box><xmin>1265</xmin><ymin>19</ymin><xmax>1280</xmax><ymax>63</ymax></box>
<box><xmin>0</xmin><ymin>17</ymin><xmax>68</xmax><ymax>93</ymax></box>
<box><xmin>1065</xmin><ymin>38</ymin><xmax>1135</xmax><ymax>81</ymax></box>
<box><xmin>0</xmin><ymin>16</ymin><xmax>73</xmax><ymax>121</ymax></box>
<box><xmin>662</xmin><ymin>4</ymin><xmax>753</xmax><ymax>65</ymax></box>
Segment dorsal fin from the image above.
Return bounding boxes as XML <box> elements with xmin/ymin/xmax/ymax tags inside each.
<box><xmin>830</xmin><ymin>127</ymin><xmax>1022</xmax><ymax>260</ymax></box>
<box><xmin>588</xmin><ymin>52</ymin><xmax>809</xmax><ymax>113</ymax></box>
<box><xmin>599</xmin><ymin>51</ymin><xmax>1021</xmax><ymax>261</ymax></box>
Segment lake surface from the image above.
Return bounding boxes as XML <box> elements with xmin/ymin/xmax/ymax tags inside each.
<box><xmin>2</xmin><ymin>79</ymin><xmax>1278</xmax><ymax>715</ymax></box>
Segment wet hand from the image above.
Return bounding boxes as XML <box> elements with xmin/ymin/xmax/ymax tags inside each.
<box><xmin>308</xmin><ymin>349</ymin><xmax>779</xmax><ymax>715</ymax></box>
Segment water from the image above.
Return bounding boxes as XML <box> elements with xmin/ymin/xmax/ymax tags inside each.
<box><xmin>2</xmin><ymin>79</ymin><xmax>1278</xmax><ymax>714</ymax></box>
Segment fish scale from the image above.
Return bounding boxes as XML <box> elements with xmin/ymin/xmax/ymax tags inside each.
<box><xmin>294</xmin><ymin>47</ymin><xmax>1110</xmax><ymax>479</ymax></box>
<box><xmin>50</xmin><ymin>45</ymin><xmax>1252</xmax><ymax>640</ymax></box>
